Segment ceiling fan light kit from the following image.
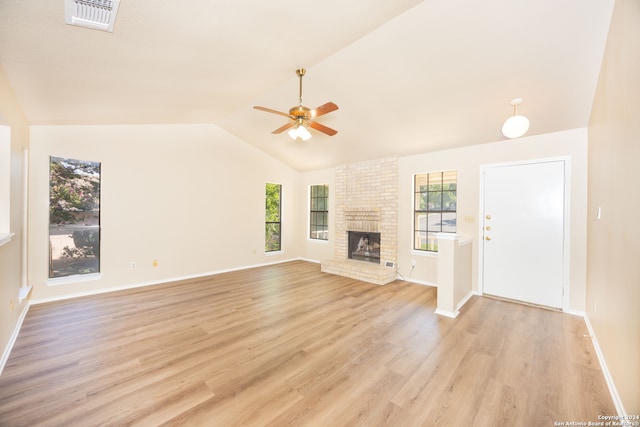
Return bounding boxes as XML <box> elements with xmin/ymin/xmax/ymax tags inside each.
<box><xmin>288</xmin><ymin>123</ymin><xmax>312</xmax><ymax>141</ymax></box>
<box><xmin>502</xmin><ymin>97</ymin><xmax>530</xmax><ymax>139</ymax></box>
<box><xmin>254</xmin><ymin>68</ymin><xmax>338</xmax><ymax>141</ymax></box>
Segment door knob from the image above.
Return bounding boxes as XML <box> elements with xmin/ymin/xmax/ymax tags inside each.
<box><xmin>485</xmin><ymin>236</ymin><xmax>491</xmax><ymax>241</ymax></box>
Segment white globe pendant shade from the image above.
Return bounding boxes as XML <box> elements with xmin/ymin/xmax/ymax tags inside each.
<box><xmin>502</xmin><ymin>97</ymin><xmax>529</xmax><ymax>139</ymax></box>
<box><xmin>298</xmin><ymin>126</ymin><xmax>311</xmax><ymax>141</ymax></box>
<box><xmin>502</xmin><ymin>114</ymin><xmax>530</xmax><ymax>138</ymax></box>
<box><xmin>287</xmin><ymin>124</ymin><xmax>312</xmax><ymax>141</ymax></box>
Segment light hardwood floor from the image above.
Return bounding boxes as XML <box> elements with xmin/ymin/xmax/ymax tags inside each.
<box><xmin>0</xmin><ymin>261</ymin><xmax>615</xmax><ymax>426</ymax></box>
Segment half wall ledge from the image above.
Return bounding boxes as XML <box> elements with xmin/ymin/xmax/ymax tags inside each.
<box><xmin>321</xmin><ymin>259</ymin><xmax>396</xmax><ymax>285</ymax></box>
<box><xmin>435</xmin><ymin>233</ymin><xmax>474</xmax><ymax>318</ymax></box>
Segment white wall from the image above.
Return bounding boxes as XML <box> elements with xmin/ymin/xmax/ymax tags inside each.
<box><xmin>0</xmin><ymin>65</ymin><xmax>29</xmax><ymax>372</ymax></box>
<box><xmin>300</xmin><ymin>128</ymin><xmax>589</xmax><ymax>312</ymax></box>
<box><xmin>587</xmin><ymin>0</ymin><xmax>640</xmax><ymax>414</ymax></box>
<box><xmin>398</xmin><ymin>128</ymin><xmax>588</xmax><ymax>311</ymax></box>
<box><xmin>27</xmin><ymin>123</ymin><xmax>589</xmax><ymax>311</ymax></box>
<box><xmin>28</xmin><ymin>124</ymin><xmax>303</xmax><ymax>301</ymax></box>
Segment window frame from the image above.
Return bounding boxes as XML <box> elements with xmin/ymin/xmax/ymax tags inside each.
<box><xmin>0</xmin><ymin>125</ymin><xmax>12</xmax><ymax>246</ymax></box>
<box><xmin>413</xmin><ymin>170</ymin><xmax>457</xmax><ymax>253</ymax></box>
<box><xmin>309</xmin><ymin>184</ymin><xmax>329</xmax><ymax>241</ymax></box>
<box><xmin>48</xmin><ymin>156</ymin><xmax>102</xmax><ymax>279</ymax></box>
<box><xmin>265</xmin><ymin>182</ymin><xmax>282</xmax><ymax>253</ymax></box>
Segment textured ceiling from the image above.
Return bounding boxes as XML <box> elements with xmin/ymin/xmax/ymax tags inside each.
<box><xmin>0</xmin><ymin>0</ymin><xmax>614</xmax><ymax>171</ymax></box>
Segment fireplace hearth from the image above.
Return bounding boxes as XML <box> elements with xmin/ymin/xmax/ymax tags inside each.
<box><xmin>348</xmin><ymin>231</ymin><xmax>381</xmax><ymax>264</ymax></box>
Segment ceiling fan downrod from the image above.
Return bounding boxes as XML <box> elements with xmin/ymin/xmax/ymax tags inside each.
<box><xmin>296</xmin><ymin>68</ymin><xmax>305</xmax><ymax>106</ymax></box>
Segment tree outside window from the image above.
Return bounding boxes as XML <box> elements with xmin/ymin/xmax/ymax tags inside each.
<box><xmin>265</xmin><ymin>183</ymin><xmax>281</xmax><ymax>252</ymax></box>
<box><xmin>414</xmin><ymin>170</ymin><xmax>457</xmax><ymax>252</ymax></box>
<box><xmin>49</xmin><ymin>157</ymin><xmax>101</xmax><ymax>278</ymax></box>
<box><xmin>310</xmin><ymin>184</ymin><xmax>328</xmax><ymax>240</ymax></box>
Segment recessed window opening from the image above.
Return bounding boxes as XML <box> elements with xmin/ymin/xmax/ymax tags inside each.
<box><xmin>309</xmin><ymin>184</ymin><xmax>328</xmax><ymax>240</ymax></box>
<box><xmin>49</xmin><ymin>156</ymin><xmax>101</xmax><ymax>278</ymax></box>
<box><xmin>265</xmin><ymin>183</ymin><xmax>282</xmax><ymax>252</ymax></box>
<box><xmin>0</xmin><ymin>126</ymin><xmax>11</xmax><ymax>244</ymax></box>
<box><xmin>413</xmin><ymin>170</ymin><xmax>457</xmax><ymax>252</ymax></box>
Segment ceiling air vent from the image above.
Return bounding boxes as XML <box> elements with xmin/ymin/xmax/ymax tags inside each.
<box><xmin>65</xmin><ymin>0</ymin><xmax>121</xmax><ymax>32</ymax></box>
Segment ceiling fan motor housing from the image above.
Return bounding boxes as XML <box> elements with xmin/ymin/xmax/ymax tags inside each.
<box><xmin>289</xmin><ymin>105</ymin><xmax>312</xmax><ymax>118</ymax></box>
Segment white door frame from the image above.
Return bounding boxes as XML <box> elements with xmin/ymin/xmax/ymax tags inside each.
<box><xmin>478</xmin><ymin>156</ymin><xmax>572</xmax><ymax>312</ymax></box>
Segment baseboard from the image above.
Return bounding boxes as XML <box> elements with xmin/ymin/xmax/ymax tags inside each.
<box><xmin>564</xmin><ymin>308</ymin><xmax>585</xmax><ymax>317</ymax></box>
<box><xmin>30</xmin><ymin>257</ymin><xmax>303</xmax><ymax>305</ymax></box>
<box><xmin>401</xmin><ymin>277</ymin><xmax>437</xmax><ymax>288</ymax></box>
<box><xmin>456</xmin><ymin>291</ymin><xmax>474</xmax><ymax>312</ymax></box>
<box><xmin>583</xmin><ymin>313</ymin><xmax>627</xmax><ymax>417</ymax></box>
<box><xmin>434</xmin><ymin>308</ymin><xmax>459</xmax><ymax>318</ymax></box>
<box><xmin>0</xmin><ymin>301</ymin><xmax>31</xmax><ymax>375</ymax></box>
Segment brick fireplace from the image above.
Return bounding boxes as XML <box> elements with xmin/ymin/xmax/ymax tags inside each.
<box><xmin>321</xmin><ymin>157</ymin><xmax>398</xmax><ymax>285</ymax></box>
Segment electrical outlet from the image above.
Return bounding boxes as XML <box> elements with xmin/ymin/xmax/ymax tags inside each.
<box><xmin>131</xmin><ymin>261</ymin><xmax>137</xmax><ymax>270</ymax></box>
<box><xmin>411</xmin><ymin>259</ymin><xmax>416</xmax><ymax>267</ymax></box>
<box><xmin>9</xmin><ymin>298</ymin><xmax>14</xmax><ymax>313</ymax></box>
<box><xmin>152</xmin><ymin>259</ymin><xmax>158</xmax><ymax>267</ymax></box>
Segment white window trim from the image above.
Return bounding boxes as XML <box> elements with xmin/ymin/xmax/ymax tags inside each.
<box><xmin>46</xmin><ymin>273</ymin><xmax>102</xmax><ymax>286</ymax></box>
<box><xmin>48</xmin><ymin>156</ymin><xmax>102</xmax><ymax>280</ymax></box>
<box><xmin>265</xmin><ymin>182</ymin><xmax>283</xmax><ymax>253</ymax></box>
<box><xmin>0</xmin><ymin>125</ymin><xmax>11</xmax><ymax>240</ymax></box>
<box><xmin>265</xmin><ymin>250</ymin><xmax>284</xmax><ymax>256</ymax></box>
<box><xmin>411</xmin><ymin>169</ymin><xmax>458</xmax><ymax>254</ymax></box>
<box><xmin>411</xmin><ymin>248</ymin><xmax>438</xmax><ymax>258</ymax></box>
<box><xmin>308</xmin><ymin>183</ymin><xmax>330</xmax><ymax>243</ymax></box>
<box><xmin>307</xmin><ymin>237</ymin><xmax>329</xmax><ymax>245</ymax></box>
<box><xmin>0</xmin><ymin>232</ymin><xmax>15</xmax><ymax>247</ymax></box>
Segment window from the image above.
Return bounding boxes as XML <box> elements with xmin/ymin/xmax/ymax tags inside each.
<box><xmin>0</xmin><ymin>126</ymin><xmax>10</xmax><ymax>245</ymax></box>
<box><xmin>309</xmin><ymin>184</ymin><xmax>329</xmax><ymax>240</ymax></box>
<box><xmin>49</xmin><ymin>157</ymin><xmax>101</xmax><ymax>278</ymax></box>
<box><xmin>265</xmin><ymin>183</ymin><xmax>282</xmax><ymax>252</ymax></box>
<box><xmin>413</xmin><ymin>170</ymin><xmax>457</xmax><ymax>252</ymax></box>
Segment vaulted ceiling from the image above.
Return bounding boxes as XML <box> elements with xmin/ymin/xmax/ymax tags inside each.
<box><xmin>0</xmin><ymin>0</ymin><xmax>614</xmax><ymax>171</ymax></box>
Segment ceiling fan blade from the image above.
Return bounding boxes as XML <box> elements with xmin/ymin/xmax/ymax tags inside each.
<box><xmin>254</xmin><ymin>106</ymin><xmax>293</xmax><ymax>119</ymax></box>
<box><xmin>272</xmin><ymin>122</ymin><xmax>295</xmax><ymax>134</ymax></box>
<box><xmin>312</xmin><ymin>102</ymin><xmax>339</xmax><ymax>118</ymax></box>
<box><xmin>308</xmin><ymin>120</ymin><xmax>338</xmax><ymax>136</ymax></box>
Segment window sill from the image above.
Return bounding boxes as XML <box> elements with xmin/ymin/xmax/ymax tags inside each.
<box><xmin>0</xmin><ymin>232</ymin><xmax>15</xmax><ymax>247</ymax></box>
<box><xmin>307</xmin><ymin>238</ymin><xmax>329</xmax><ymax>245</ymax></box>
<box><xmin>18</xmin><ymin>286</ymin><xmax>32</xmax><ymax>303</ymax></box>
<box><xmin>265</xmin><ymin>250</ymin><xmax>284</xmax><ymax>256</ymax></box>
<box><xmin>47</xmin><ymin>273</ymin><xmax>101</xmax><ymax>286</ymax></box>
<box><xmin>411</xmin><ymin>249</ymin><xmax>439</xmax><ymax>258</ymax></box>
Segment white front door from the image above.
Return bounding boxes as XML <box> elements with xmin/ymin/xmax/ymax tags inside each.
<box><xmin>481</xmin><ymin>160</ymin><xmax>565</xmax><ymax>308</ymax></box>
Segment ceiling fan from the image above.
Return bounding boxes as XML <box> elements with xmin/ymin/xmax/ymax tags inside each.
<box><xmin>254</xmin><ymin>68</ymin><xmax>338</xmax><ymax>141</ymax></box>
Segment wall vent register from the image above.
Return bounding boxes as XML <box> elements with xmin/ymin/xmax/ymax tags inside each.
<box><xmin>65</xmin><ymin>0</ymin><xmax>121</xmax><ymax>32</ymax></box>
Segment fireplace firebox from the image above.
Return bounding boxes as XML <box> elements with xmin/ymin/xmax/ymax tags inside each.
<box><xmin>348</xmin><ymin>231</ymin><xmax>381</xmax><ymax>264</ymax></box>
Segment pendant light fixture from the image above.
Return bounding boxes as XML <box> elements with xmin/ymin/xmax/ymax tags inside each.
<box><xmin>502</xmin><ymin>97</ymin><xmax>530</xmax><ymax>139</ymax></box>
<box><xmin>287</xmin><ymin>119</ymin><xmax>312</xmax><ymax>141</ymax></box>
